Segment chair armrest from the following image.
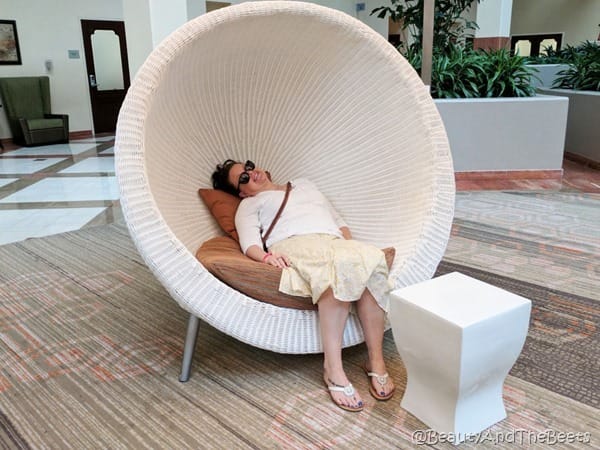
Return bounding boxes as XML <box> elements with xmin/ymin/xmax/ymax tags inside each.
<box><xmin>18</xmin><ymin>115</ymin><xmax>70</xmax><ymax>146</ymax></box>
<box><xmin>44</xmin><ymin>113</ymin><xmax>69</xmax><ymax>120</ymax></box>
<box><xmin>45</xmin><ymin>114</ymin><xmax>69</xmax><ymax>137</ymax></box>
<box><xmin>18</xmin><ymin>117</ymin><xmax>31</xmax><ymax>133</ymax></box>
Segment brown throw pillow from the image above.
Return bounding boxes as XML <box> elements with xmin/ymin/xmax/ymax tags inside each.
<box><xmin>199</xmin><ymin>173</ymin><xmax>272</xmax><ymax>241</ymax></box>
<box><xmin>196</xmin><ymin>236</ymin><xmax>396</xmax><ymax>310</ymax></box>
<box><xmin>198</xmin><ymin>189</ymin><xmax>241</xmax><ymax>241</ymax></box>
<box><xmin>196</xmin><ymin>236</ymin><xmax>316</xmax><ymax>310</ymax></box>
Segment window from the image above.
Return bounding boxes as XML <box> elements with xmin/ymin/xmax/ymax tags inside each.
<box><xmin>510</xmin><ymin>33</ymin><xmax>563</xmax><ymax>57</ymax></box>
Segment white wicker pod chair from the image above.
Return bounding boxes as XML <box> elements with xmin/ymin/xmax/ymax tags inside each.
<box><xmin>115</xmin><ymin>1</ymin><xmax>455</xmax><ymax>381</ymax></box>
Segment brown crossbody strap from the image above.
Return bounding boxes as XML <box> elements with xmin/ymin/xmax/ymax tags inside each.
<box><xmin>262</xmin><ymin>181</ymin><xmax>292</xmax><ymax>251</ymax></box>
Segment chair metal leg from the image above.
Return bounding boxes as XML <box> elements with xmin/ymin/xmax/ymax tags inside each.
<box><xmin>179</xmin><ymin>314</ymin><xmax>200</xmax><ymax>382</ymax></box>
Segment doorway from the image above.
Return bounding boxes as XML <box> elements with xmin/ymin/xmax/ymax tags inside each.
<box><xmin>81</xmin><ymin>20</ymin><xmax>131</xmax><ymax>134</ymax></box>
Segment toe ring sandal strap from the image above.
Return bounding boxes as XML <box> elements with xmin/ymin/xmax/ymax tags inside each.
<box><xmin>328</xmin><ymin>383</ymin><xmax>356</xmax><ymax>397</ymax></box>
<box><xmin>366</xmin><ymin>371</ymin><xmax>389</xmax><ymax>387</ymax></box>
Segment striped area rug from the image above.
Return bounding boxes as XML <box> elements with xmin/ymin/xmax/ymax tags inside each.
<box><xmin>446</xmin><ymin>191</ymin><xmax>599</xmax><ymax>409</ymax></box>
<box><xmin>0</xmin><ymin>191</ymin><xmax>598</xmax><ymax>449</ymax></box>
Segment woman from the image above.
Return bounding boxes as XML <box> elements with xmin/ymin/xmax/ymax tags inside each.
<box><xmin>212</xmin><ymin>159</ymin><xmax>395</xmax><ymax>412</ymax></box>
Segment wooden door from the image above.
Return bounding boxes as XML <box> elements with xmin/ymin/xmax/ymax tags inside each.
<box><xmin>81</xmin><ymin>20</ymin><xmax>130</xmax><ymax>134</ymax></box>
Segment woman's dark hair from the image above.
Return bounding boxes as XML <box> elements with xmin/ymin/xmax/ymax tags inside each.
<box><xmin>212</xmin><ymin>159</ymin><xmax>239</xmax><ymax>196</ymax></box>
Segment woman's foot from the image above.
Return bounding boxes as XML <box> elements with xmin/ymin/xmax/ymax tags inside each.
<box><xmin>323</xmin><ymin>371</ymin><xmax>364</xmax><ymax>412</ymax></box>
<box><xmin>362</xmin><ymin>362</ymin><xmax>395</xmax><ymax>401</ymax></box>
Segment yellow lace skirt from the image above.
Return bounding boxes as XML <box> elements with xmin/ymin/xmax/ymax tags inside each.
<box><xmin>270</xmin><ymin>234</ymin><xmax>391</xmax><ymax>312</ymax></box>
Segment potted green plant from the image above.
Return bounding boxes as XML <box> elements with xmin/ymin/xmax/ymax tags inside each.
<box><xmin>372</xmin><ymin>0</ymin><xmax>480</xmax><ymax>55</ymax></box>
<box><xmin>552</xmin><ymin>41</ymin><xmax>600</xmax><ymax>91</ymax></box>
<box><xmin>525</xmin><ymin>44</ymin><xmax>583</xmax><ymax>89</ymax></box>
<box><xmin>372</xmin><ymin>1</ymin><xmax>568</xmax><ymax>174</ymax></box>
<box><xmin>416</xmin><ymin>45</ymin><xmax>536</xmax><ymax>98</ymax></box>
<box><xmin>537</xmin><ymin>41</ymin><xmax>600</xmax><ymax>166</ymax></box>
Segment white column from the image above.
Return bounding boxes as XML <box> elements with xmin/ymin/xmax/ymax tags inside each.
<box><xmin>187</xmin><ymin>0</ymin><xmax>207</xmax><ymax>20</ymax></box>
<box><xmin>474</xmin><ymin>0</ymin><xmax>513</xmax><ymax>49</ymax></box>
<box><xmin>123</xmin><ymin>0</ymin><xmax>154</xmax><ymax>81</ymax></box>
<box><xmin>124</xmin><ymin>0</ymin><xmax>205</xmax><ymax>80</ymax></box>
<box><xmin>421</xmin><ymin>0</ymin><xmax>434</xmax><ymax>87</ymax></box>
<box><xmin>148</xmin><ymin>0</ymin><xmax>189</xmax><ymax>47</ymax></box>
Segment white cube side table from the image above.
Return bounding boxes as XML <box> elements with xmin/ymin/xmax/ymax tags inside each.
<box><xmin>390</xmin><ymin>272</ymin><xmax>531</xmax><ymax>442</ymax></box>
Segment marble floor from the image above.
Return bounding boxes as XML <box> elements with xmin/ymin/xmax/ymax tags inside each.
<box><xmin>0</xmin><ymin>135</ymin><xmax>599</xmax><ymax>246</ymax></box>
<box><xmin>0</xmin><ymin>136</ymin><xmax>120</xmax><ymax>245</ymax></box>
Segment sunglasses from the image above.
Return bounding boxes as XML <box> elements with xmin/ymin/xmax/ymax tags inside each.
<box><xmin>236</xmin><ymin>160</ymin><xmax>255</xmax><ymax>189</ymax></box>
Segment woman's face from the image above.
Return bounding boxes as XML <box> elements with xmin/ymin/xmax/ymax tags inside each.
<box><xmin>227</xmin><ymin>162</ymin><xmax>269</xmax><ymax>197</ymax></box>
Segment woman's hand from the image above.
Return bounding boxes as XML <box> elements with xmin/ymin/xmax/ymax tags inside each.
<box><xmin>263</xmin><ymin>252</ymin><xmax>291</xmax><ymax>268</ymax></box>
<box><xmin>340</xmin><ymin>226</ymin><xmax>352</xmax><ymax>240</ymax></box>
<box><xmin>246</xmin><ymin>245</ymin><xmax>290</xmax><ymax>268</ymax></box>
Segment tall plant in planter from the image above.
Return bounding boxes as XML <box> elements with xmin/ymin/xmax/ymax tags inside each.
<box><xmin>373</xmin><ymin>1</ymin><xmax>566</xmax><ymax>174</ymax></box>
<box><xmin>371</xmin><ymin>0</ymin><xmax>480</xmax><ymax>54</ymax></box>
<box><xmin>421</xmin><ymin>44</ymin><xmax>485</xmax><ymax>98</ymax></box>
<box><xmin>373</xmin><ymin>0</ymin><xmax>536</xmax><ymax>99</ymax></box>
<box><xmin>553</xmin><ymin>41</ymin><xmax>600</xmax><ymax>91</ymax></box>
<box><xmin>535</xmin><ymin>41</ymin><xmax>600</xmax><ymax>165</ymax></box>
<box><xmin>405</xmin><ymin>44</ymin><xmax>536</xmax><ymax>98</ymax></box>
<box><xmin>480</xmin><ymin>48</ymin><xmax>537</xmax><ymax>97</ymax></box>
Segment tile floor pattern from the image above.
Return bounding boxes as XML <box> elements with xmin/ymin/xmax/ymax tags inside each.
<box><xmin>0</xmin><ymin>136</ymin><xmax>599</xmax><ymax>246</ymax></box>
<box><xmin>0</xmin><ymin>137</ymin><xmax>121</xmax><ymax>245</ymax></box>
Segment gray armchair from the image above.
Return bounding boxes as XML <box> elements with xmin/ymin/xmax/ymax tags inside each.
<box><xmin>0</xmin><ymin>76</ymin><xmax>69</xmax><ymax>146</ymax></box>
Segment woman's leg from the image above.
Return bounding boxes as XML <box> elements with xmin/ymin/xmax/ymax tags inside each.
<box><xmin>356</xmin><ymin>289</ymin><xmax>395</xmax><ymax>397</ymax></box>
<box><xmin>318</xmin><ymin>288</ymin><xmax>363</xmax><ymax>410</ymax></box>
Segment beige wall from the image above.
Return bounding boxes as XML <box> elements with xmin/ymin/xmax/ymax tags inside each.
<box><xmin>511</xmin><ymin>0</ymin><xmax>600</xmax><ymax>46</ymax></box>
<box><xmin>0</xmin><ymin>0</ymin><xmax>123</xmax><ymax>138</ymax></box>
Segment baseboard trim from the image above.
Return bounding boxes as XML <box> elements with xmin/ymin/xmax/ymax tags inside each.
<box><xmin>70</xmin><ymin>130</ymin><xmax>93</xmax><ymax>140</ymax></box>
<box><xmin>0</xmin><ymin>138</ymin><xmax>17</xmax><ymax>153</ymax></box>
<box><xmin>0</xmin><ymin>130</ymin><xmax>94</xmax><ymax>153</ymax></box>
<box><xmin>565</xmin><ymin>152</ymin><xmax>600</xmax><ymax>170</ymax></box>
<box><xmin>455</xmin><ymin>169</ymin><xmax>563</xmax><ymax>182</ymax></box>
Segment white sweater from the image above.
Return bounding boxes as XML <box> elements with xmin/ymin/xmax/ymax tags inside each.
<box><xmin>235</xmin><ymin>178</ymin><xmax>347</xmax><ymax>253</ymax></box>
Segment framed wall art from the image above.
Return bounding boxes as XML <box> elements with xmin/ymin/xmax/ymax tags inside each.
<box><xmin>0</xmin><ymin>20</ymin><xmax>22</xmax><ymax>65</ymax></box>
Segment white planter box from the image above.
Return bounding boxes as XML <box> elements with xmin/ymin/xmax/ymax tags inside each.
<box><xmin>434</xmin><ymin>96</ymin><xmax>569</xmax><ymax>172</ymax></box>
<box><xmin>538</xmin><ymin>87</ymin><xmax>600</xmax><ymax>165</ymax></box>
<box><xmin>526</xmin><ymin>64</ymin><xmax>570</xmax><ymax>89</ymax></box>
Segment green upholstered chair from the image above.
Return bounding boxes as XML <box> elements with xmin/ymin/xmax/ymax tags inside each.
<box><xmin>0</xmin><ymin>76</ymin><xmax>69</xmax><ymax>146</ymax></box>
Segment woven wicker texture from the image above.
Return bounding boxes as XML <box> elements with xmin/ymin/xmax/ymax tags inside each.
<box><xmin>115</xmin><ymin>1</ymin><xmax>455</xmax><ymax>353</ymax></box>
